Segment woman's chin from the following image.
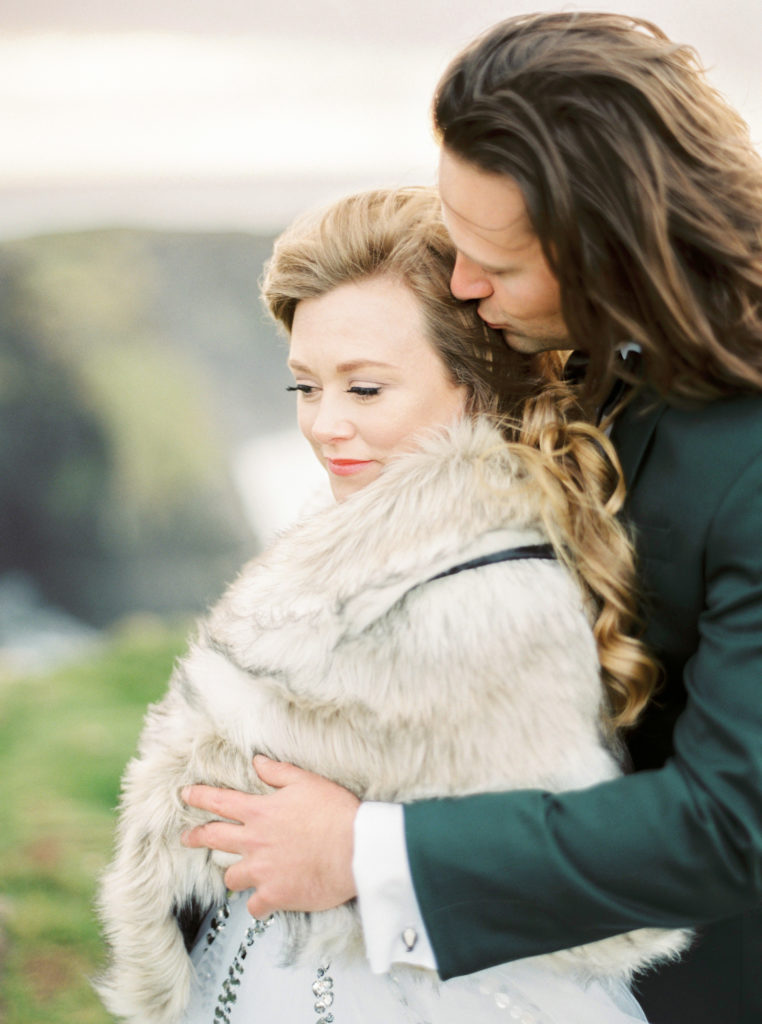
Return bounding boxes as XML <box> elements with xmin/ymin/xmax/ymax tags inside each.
<box><xmin>330</xmin><ymin>469</ymin><xmax>379</xmax><ymax>502</ymax></box>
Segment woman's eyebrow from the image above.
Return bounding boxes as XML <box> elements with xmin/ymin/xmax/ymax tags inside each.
<box><xmin>287</xmin><ymin>359</ymin><xmax>398</xmax><ymax>373</ymax></box>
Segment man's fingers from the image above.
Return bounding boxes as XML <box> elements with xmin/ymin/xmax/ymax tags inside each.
<box><xmin>179</xmin><ymin>768</ymin><xmax>359</xmax><ymax>914</ymax></box>
<box><xmin>181</xmin><ymin>784</ymin><xmax>252</xmax><ymax>822</ymax></box>
<box><xmin>246</xmin><ymin>888</ymin><xmax>276</xmax><ymax>920</ymax></box>
<box><xmin>253</xmin><ymin>755</ymin><xmax>307</xmax><ymax>788</ymax></box>
<box><xmin>181</xmin><ymin>819</ymin><xmax>242</xmax><ymax>853</ymax></box>
<box><xmin>225</xmin><ymin>857</ymin><xmax>260</xmax><ymax>893</ymax></box>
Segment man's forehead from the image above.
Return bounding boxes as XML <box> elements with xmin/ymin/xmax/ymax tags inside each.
<box><xmin>438</xmin><ymin>148</ymin><xmax>535</xmax><ymax>243</ymax></box>
<box><xmin>440</xmin><ymin>193</ymin><xmax>530</xmax><ymax>235</ymax></box>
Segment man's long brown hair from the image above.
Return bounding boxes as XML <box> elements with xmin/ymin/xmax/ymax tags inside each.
<box><xmin>434</xmin><ymin>11</ymin><xmax>762</xmax><ymax>405</ymax></box>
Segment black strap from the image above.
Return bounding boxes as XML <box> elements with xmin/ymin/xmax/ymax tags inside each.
<box><xmin>425</xmin><ymin>543</ymin><xmax>556</xmax><ymax>584</ymax></box>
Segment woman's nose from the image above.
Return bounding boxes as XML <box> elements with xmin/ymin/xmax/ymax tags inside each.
<box><xmin>450</xmin><ymin>251</ymin><xmax>494</xmax><ymax>300</ymax></box>
<box><xmin>310</xmin><ymin>395</ymin><xmax>355</xmax><ymax>443</ymax></box>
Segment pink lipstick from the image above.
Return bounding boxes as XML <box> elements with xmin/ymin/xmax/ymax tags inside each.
<box><xmin>326</xmin><ymin>459</ymin><xmax>373</xmax><ymax>476</ymax></box>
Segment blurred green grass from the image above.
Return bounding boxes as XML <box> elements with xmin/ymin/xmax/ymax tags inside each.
<box><xmin>0</xmin><ymin>620</ymin><xmax>188</xmax><ymax>1023</ymax></box>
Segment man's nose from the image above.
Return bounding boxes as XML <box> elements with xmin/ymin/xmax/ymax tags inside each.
<box><xmin>450</xmin><ymin>252</ymin><xmax>494</xmax><ymax>300</ymax></box>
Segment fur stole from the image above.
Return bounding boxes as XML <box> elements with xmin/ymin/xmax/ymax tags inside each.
<box><xmin>96</xmin><ymin>417</ymin><xmax>689</xmax><ymax>1023</ymax></box>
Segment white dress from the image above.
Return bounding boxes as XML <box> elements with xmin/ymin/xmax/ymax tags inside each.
<box><xmin>181</xmin><ymin>891</ymin><xmax>649</xmax><ymax>1024</ymax></box>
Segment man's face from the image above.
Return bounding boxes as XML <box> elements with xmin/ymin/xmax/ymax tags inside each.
<box><xmin>438</xmin><ymin>147</ymin><xmax>572</xmax><ymax>354</ymax></box>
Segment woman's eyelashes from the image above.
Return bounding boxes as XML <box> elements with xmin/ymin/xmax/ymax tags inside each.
<box><xmin>286</xmin><ymin>384</ymin><xmax>382</xmax><ymax>398</ymax></box>
<box><xmin>347</xmin><ymin>385</ymin><xmax>381</xmax><ymax>397</ymax></box>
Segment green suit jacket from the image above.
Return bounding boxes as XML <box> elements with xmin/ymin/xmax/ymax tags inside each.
<box><xmin>405</xmin><ymin>391</ymin><xmax>762</xmax><ymax>1024</ymax></box>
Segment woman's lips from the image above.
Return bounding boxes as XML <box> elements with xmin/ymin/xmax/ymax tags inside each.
<box><xmin>326</xmin><ymin>458</ymin><xmax>374</xmax><ymax>477</ymax></box>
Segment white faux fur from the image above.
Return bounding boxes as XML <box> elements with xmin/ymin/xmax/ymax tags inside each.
<box><xmin>96</xmin><ymin>417</ymin><xmax>690</xmax><ymax>1023</ymax></box>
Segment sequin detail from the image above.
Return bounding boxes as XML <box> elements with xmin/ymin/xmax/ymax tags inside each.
<box><xmin>313</xmin><ymin>963</ymin><xmax>335</xmax><ymax>1023</ymax></box>
<box><xmin>211</xmin><ymin>912</ymin><xmax>273</xmax><ymax>1022</ymax></box>
<box><xmin>477</xmin><ymin>977</ymin><xmax>542</xmax><ymax>1022</ymax></box>
<box><xmin>206</xmin><ymin>901</ymin><xmax>231</xmax><ymax>947</ymax></box>
<box><xmin>194</xmin><ymin>898</ymin><xmax>233</xmax><ymax>991</ymax></box>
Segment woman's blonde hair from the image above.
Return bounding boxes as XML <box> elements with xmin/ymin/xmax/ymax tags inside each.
<box><xmin>262</xmin><ymin>186</ymin><xmax>656</xmax><ymax>729</ymax></box>
<box><xmin>509</xmin><ymin>388</ymin><xmax>657</xmax><ymax>730</ymax></box>
<box><xmin>262</xmin><ymin>186</ymin><xmax>554</xmax><ymax>418</ymax></box>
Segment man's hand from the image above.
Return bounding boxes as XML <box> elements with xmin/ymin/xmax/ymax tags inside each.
<box><xmin>181</xmin><ymin>756</ymin><xmax>360</xmax><ymax>919</ymax></box>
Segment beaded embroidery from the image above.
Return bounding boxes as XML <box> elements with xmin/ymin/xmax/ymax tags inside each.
<box><xmin>192</xmin><ymin>896</ymin><xmax>274</xmax><ymax>1023</ymax></box>
<box><xmin>194</xmin><ymin>899</ymin><xmax>232</xmax><ymax>993</ymax></box>
<box><xmin>192</xmin><ymin>900</ymin><xmax>552</xmax><ymax>1024</ymax></box>
<box><xmin>212</xmin><ymin>912</ymin><xmax>273</xmax><ymax>1022</ymax></box>
<box><xmin>477</xmin><ymin>976</ymin><xmax>542</xmax><ymax>1023</ymax></box>
<box><xmin>206</xmin><ymin>901</ymin><xmax>231</xmax><ymax>947</ymax></box>
<box><xmin>312</xmin><ymin>963</ymin><xmax>335</xmax><ymax>1022</ymax></box>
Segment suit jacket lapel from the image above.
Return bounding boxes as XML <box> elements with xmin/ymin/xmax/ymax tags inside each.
<box><xmin>611</xmin><ymin>392</ymin><xmax>667</xmax><ymax>490</ymax></box>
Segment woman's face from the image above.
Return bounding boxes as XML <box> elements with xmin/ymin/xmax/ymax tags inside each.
<box><xmin>288</xmin><ymin>275</ymin><xmax>468</xmax><ymax>501</ymax></box>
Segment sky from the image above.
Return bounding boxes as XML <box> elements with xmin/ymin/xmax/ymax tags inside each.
<box><xmin>1</xmin><ymin>0</ymin><xmax>760</xmax><ymax>238</ymax></box>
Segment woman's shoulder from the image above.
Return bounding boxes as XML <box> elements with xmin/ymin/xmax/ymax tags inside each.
<box><xmin>212</xmin><ymin>417</ymin><xmax>547</xmax><ymax>630</ymax></box>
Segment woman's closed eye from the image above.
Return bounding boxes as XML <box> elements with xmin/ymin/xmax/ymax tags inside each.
<box><xmin>347</xmin><ymin>385</ymin><xmax>381</xmax><ymax>397</ymax></box>
<box><xmin>285</xmin><ymin>383</ymin><xmax>382</xmax><ymax>399</ymax></box>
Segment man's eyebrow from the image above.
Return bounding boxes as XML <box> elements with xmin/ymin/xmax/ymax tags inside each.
<box><xmin>462</xmin><ymin>253</ymin><xmax>515</xmax><ymax>275</ymax></box>
<box><xmin>440</xmin><ymin>201</ymin><xmax>535</xmax><ymax>268</ymax></box>
<box><xmin>447</xmin><ymin>242</ymin><xmax>518</xmax><ymax>274</ymax></box>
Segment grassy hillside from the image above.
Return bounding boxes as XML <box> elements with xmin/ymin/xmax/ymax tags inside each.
<box><xmin>0</xmin><ymin>622</ymin><xmax>188</xmax><ymax>1023</ymax></box>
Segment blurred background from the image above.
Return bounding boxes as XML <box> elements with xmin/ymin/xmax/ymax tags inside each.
<box><xmin>1</xmin><ymin>1</ymin><xmax>759</xmax><ymax>1020</ymax></box>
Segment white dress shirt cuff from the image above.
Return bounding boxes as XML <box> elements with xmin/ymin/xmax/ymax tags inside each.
<box><xmin>353</xmin><ymin>801</ymin><xmax>438</xmax><ymax>973</ymax></box>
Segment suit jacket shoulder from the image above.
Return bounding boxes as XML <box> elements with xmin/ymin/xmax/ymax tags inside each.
<box><xmin>614</xmin><ymin>391</ymin><xmax>762</xmax><ymax>767</ymax></box>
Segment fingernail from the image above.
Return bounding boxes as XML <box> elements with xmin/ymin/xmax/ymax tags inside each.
<box><xmin>180</xmin><ymin>787</ymin><xmax>190</xmax><ymax>801</ymax></box>
<box><xmin>180</xmin><ymin>831</ymin><xmax>188</xmax><ymax>846</ymax></box>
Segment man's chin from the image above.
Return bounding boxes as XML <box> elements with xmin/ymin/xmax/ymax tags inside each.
<box><xmin>501</xmin><ymin>330</ymin><xmax>568</xmax><ymax>354</ymax></box>
<box><xmin>500</xmin><ymin>331</ymin><xmax>544</xmax><ymax>353</ymax></box>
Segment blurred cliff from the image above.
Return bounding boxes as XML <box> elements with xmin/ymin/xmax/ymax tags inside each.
<box><xmin>0</xmin><ymin>227</ymin><xmax>295</xmax><ymax>631</ymax></box>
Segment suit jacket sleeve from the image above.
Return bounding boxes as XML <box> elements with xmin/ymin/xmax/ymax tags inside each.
<box><xmin>404</xmin><ymin>398</ymin><xmax>762</xmax><ymax>980</ymax></box>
